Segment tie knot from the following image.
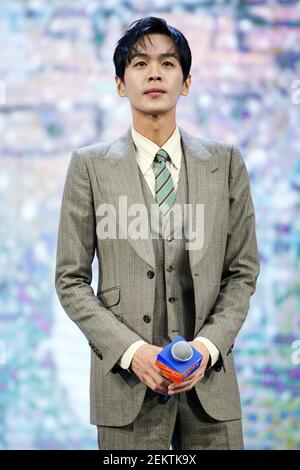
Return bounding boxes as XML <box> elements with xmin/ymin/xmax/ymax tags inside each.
<box><xmin>155</xmin><ymin>148</ymin><xmax>169</xmax><ymax>164</ymax></box>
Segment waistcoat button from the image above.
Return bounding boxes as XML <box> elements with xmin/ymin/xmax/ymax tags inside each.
<box><xmin>147</xmin><ymin>270</ymin><xmax>155</xmax><ymax>278</ymax></box>
<box><xmin>143</xmin><ymin>315</ymin><xmax>152</xmax><ymax>323</ymax></box>
<box><xmin>166</xmin><ymin>266</ymin><xmax>174</xmax><ymax>272</ymax></box>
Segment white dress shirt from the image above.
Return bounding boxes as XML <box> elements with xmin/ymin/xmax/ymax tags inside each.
<box><xmin>118</xmin><ymin>124</ymin><xmax>219</xmax><ymax>371</ymax></box>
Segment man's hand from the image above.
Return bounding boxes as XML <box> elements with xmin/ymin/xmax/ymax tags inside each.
<box><xmin>131</xmin><ymin>344</ymin><xmax>173</xmax><ymax>395</ymax></box>
<box><xmin>167</xmin><ymin>341</ymin><xmax>210</xmax><ymax>396</ymax></box>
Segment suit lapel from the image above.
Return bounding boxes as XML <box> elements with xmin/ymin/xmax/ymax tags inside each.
<box><xmin>93</xmin><ymin>126</ymin><xmax>156</xmax><ymax>270</ymax></box>
<box><xmin>179</xmin><ymin>127</ymin><xmax>219</xmax><ymax>270</ymax></box>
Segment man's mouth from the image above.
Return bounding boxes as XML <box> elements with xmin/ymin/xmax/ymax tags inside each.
<box><xmin>145</xmin><ymin>91</ymin><xmax>166</xmax><ymax>98</ymax></box>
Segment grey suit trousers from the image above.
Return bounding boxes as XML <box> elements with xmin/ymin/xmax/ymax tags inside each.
<box><xmin>97</xmin><ymin>387</ymin><xmax>244</xmax><ymax>450</ymax></box>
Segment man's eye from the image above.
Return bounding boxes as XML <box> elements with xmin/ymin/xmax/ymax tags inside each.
<box><xmin>134</xmin><ymin>61</ymin><xmax>174</xmax><ymax>67</ymax></box>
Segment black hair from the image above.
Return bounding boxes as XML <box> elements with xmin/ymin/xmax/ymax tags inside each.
<box><xmin>113</xmin><ymin>17</ymin><xmax>192</xmax><ymax>84</ymax></box>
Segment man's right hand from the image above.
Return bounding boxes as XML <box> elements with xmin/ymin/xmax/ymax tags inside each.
<box><xmin>130</xmin><ymin>344</ymin><xmax>172</xmax><ymax>395</ymax></box>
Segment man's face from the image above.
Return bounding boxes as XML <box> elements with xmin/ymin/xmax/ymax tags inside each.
<box><xmin>115</xmin><ymin>34</ymin><xmax>191</xmax><ymax>117</ymax></box>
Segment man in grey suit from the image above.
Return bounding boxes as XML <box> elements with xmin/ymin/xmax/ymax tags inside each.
<box><xmin>55</xmin><ymin>17</ymin><xmax>260</xmax><ymax>450</ymax></box>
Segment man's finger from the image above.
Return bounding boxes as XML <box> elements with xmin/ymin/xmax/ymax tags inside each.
<box><xmin>170</xmin><ymin>380</ymin><xmax>194</xmax><ymax>391</ymax></box>
<box><xmin>176</xmin><ymin>374</ymin><xmax>197</xmax><ymax>386</ymax></box>
<box><xmin>169</xmin><ymin>383</ymin><xmax>194</xmax><ymax>394</ymax></box>
<box><xmin>182</xmin><ymin>370</ymin><xmax>202</xmax><ymax>382</ymax></box>
<box><xmin>170</xmin><ymin>373</ymin><xmax>204</xmax><ymax>391</ymax></box>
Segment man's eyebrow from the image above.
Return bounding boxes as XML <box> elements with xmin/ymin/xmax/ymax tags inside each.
<box><xmin>130</xmin><ymin>52</ymin><xmax>179</xmax><ymax>60</ymax></box>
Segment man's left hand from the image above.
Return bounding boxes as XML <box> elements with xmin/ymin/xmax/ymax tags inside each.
<box><xmin>167</xmin><ymin>341</ymin><xmax>210</xmax><ymax>395</ymax></box>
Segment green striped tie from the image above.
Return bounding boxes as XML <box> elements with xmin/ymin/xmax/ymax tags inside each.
<box><xmin>154</xmin><ymin>149</ymin><xmax>176</xmax><ymax>216</ymax></box>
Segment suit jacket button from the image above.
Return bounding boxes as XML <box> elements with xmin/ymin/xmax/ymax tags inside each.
<box><xmin>147</xmin><ymin>270</ymin><xmax>154</xmax><ymax>279</ymax></box>
<box><xmin>166</xmin><ymin>266</ymin><xmax>174</xmax><ymax>272</ymax></box>
<box><xmin>143</xmin><ymin>315</ymin><xmax>151</xmax><ymax>323</ymax></box>
<box><xmin>168</xmin><ymin>297</ymin><xmax>176</xmax><ymax>303</ymax></box>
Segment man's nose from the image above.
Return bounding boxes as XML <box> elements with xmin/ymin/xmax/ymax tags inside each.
<box><xmin>147</xmin><ymin>64</ymin><xmax>162</xmax><ymax>80</ymax></box>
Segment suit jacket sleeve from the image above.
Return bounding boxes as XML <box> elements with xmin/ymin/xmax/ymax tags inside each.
<box><xmin>195</xmin><ymin>144</ymin><xmax>260</xmax><ymax>370</ymax></box>
<box><xmin>55</xmin><ymin>150</ymin><xmax>144</xmax><ymax>375</ymax></box>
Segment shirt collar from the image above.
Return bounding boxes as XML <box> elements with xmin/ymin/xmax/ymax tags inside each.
<box><xmin>131</xmin><ymin>124</ymin><xmax>181</xmax><ymax>174</ymax></box>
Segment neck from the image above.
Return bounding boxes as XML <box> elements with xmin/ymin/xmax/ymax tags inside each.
<box><xmin>132</xmin><ymin>113</ymin><xmax>176</xmax><ymax>147</ymax></box>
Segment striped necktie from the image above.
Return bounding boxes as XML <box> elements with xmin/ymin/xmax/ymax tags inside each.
<box><xmin>154</xmin><ymin>148</ymin><xmax>176</xmax><ymax>216</ymax></box>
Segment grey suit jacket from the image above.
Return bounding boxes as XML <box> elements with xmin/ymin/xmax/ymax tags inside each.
<box><xmin>55</xmin><ymin>126</ymin><xmax>260</xmax><ymax>426</ymax></box>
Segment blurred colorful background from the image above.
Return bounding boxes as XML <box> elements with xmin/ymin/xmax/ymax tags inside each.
<box><xmin>0</xmin><ymin>0</ymin><xmax>300</xmax><ymax>450</ymax></box>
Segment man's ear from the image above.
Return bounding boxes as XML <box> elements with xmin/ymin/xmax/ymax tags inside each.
<box><xmin>181</xmin><ymin>74</ymin><xmax>192</xmax><ymax>97</ymax></box>
<box><xmin>115</xmin><ymin>75</ymin><xmax>126</xmax><ymax>97</ymax></box>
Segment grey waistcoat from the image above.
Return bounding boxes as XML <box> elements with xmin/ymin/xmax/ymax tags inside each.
<box><xmin>137</xmin><ymin>149</ymin><xmax>196</xmax><ymax>348</ymax></box>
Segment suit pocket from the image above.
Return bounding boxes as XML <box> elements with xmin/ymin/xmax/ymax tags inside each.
<box><xmin>97</xmin><ymin>286</ymin><xmax>120</xmax><ymax>308</ymax></box>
